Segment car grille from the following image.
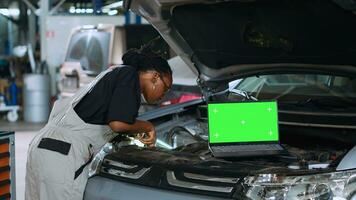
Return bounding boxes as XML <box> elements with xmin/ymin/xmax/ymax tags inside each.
<box><xmin>166</xmin><ymin>171</ymin><xmax>237</xmax><ymax>193</ymax></box>
<box><xmin>99</xmin><ymin>157</ymin><xmax>241</xmax><ymax>198</ymax></box>
<box><xmin>100</xmin><ymin>159</ymin><xmax>150</xmax><ymax>180</ymax></box>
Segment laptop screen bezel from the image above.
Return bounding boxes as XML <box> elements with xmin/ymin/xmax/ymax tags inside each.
<box><xmin>207</xmin><ymin>100</ymin><xmax>280</xmax><ymax>146</ymax></box>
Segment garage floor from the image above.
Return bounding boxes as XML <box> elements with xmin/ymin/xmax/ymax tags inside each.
<box><xmin>0</xmin><ymin>121</ymin><xmax>45</xmax><ymax>200</ymax></box>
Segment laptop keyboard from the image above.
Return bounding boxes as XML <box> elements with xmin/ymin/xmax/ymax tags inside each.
<box><xmin>213</xmin><ymin>144</ymin><xmax>283</xmax><ymax>152</ymax></box>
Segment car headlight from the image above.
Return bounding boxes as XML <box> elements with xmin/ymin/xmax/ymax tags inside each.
<box><xmin>88</xmin><ymin>143</ymin><xmax>115</xmax><ymax>177</ymax></box>
<box><xmin>88</xmin><ymin>137</ymin><xmax>145</xmax><ymax>177</ymax></box>
<box><xmin>244</xmin><ymin>170</ymin><xmax>356</xmax><ymax>200</ymax></box>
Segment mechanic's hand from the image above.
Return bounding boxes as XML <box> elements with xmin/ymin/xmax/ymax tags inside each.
<box><xmin>140</xmin><ymin>130</ymin><xmax>156</xmax><ymax>147</ymax></box>
<box><xmin>138</xmin><ymin>122</ymin><xmax>156</xmax><ymax>147</ymax></box>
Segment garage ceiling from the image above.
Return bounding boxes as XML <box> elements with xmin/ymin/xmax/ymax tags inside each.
<box><xmin>0</xmin><ymin>0</ymin><xmax>122</xmax><ymax>17</ymax></box>
<box><xmin>0</xmin><ymin>0</ymin><xmax>120</xmax><ymax>10</ymax></box>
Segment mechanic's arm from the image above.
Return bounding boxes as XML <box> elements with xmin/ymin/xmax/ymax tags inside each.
<box><xmin>109</xmin><ymin>120</ymin><xmax>156</xmax><ymax>145</ymax></box>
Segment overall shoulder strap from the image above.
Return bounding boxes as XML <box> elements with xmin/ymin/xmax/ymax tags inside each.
<box><xmin>57</xmin><ymin>68</ymin><xmax>115</xmax><ymax>124</ymax></box>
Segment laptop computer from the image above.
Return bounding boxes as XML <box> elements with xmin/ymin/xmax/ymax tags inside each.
<box><xmin>208</xmin><ymin>101</ymin><xmax>284</xmax><ymax>157</ymax></box>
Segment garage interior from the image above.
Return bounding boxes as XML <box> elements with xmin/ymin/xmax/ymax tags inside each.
<box><xmin>1</xmin><ymin>0</ymin><xmax>356</xmax><ymax>200</ymax></box>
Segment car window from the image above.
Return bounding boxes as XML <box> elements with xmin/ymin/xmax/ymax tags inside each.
<box><xmin>86</xmin><ymin>37</ymin><xmax>104</xmax><ymax>73</ymax></box>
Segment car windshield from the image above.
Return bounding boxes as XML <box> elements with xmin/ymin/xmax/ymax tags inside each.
<box><xmin>232</xmin><ymin>74</ymin><xmax>356</xmax><ymax>110</ymax></box>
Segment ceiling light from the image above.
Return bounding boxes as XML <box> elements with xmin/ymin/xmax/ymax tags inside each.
<box><xmin>108</xmin><ymin>10</ymin><xmax>118</xmax><ymax>16</ymax></box>
<box><xmin>86</xmin><ymin>8</ymin><xmax>93</xmax><ymax>14</ymax></box>
<box><xmin>102</xmin><ymin>2</ymin><xmax>123</xmax><ymax>10</ymax></box>
<box><xmin>102</xmin><ymin>8</ymin><xmax>110</xmax><ymax>13</ymax></box>
<box><xmin>69</xmin><ymin>6</ymin><xmax>75</xmax><ymax>14</ymax></box>
<box><xmin>0</xmin><ymin>8</ymin><xmax>20</xmax><ymax>18</ymax></box>
<box><xmin>0</xmin><ymin>8</ymin><xmax>10</xmax><ymax>16</ymax></box>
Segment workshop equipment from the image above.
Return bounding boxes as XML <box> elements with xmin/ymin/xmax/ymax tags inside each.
<box><xmin>0</xmin><ymin>95</ymin><xmax>19</xmax><ymax>122</ymax></box>
<box><xmin>0</xmin><ymin>131</ymin><xmax>15</xmax><ymax>200</ymax></box>
<box><xmin>23</xmin><ymin>74</ymin><xmax>50</xmax><ymax>123</ymax></box>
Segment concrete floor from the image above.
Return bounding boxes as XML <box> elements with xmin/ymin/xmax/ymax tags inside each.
<box><xmin>0</xmin><ymin>121</ymin><xmax>45</xmax><ymax>200</ymax></box>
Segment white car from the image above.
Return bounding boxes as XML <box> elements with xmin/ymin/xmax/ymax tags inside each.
<box><xmin>59</xmin><ymin>24</ymin><xmax>170</xmax><ymax>98</ymax></box>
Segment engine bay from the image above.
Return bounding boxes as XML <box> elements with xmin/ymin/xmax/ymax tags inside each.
<box><xmin>96</xmin><ymin>100</ymin><xmax>356</xmax><ymax>199</ymax></box>
<box><xmin>137</xmin><ymin>103</ymin><xmax>356</xmax><ymax>174</ymax></box>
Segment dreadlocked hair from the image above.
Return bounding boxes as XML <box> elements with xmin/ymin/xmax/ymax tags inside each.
<box><xmin>122</xmin><ymin>45</ymin><xmax>172</xmax><ymax>76</ymax></box>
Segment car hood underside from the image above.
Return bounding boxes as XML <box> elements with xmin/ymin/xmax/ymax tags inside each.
<box><xmin>129</xmin><ymin>0</ymin><xmax>356</xmax><ymax>81</ymax></box>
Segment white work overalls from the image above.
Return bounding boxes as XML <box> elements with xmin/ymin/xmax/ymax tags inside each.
<box><xmin>25</xmin><ymin>68</ymin><xmax>116</xmax><ymax>200</ymax></box>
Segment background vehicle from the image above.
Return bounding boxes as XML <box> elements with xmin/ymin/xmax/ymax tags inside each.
<box><xmin>59</xmin><ymin>24</ymin><xmax>170</xmax><ymax>98</ymax></box>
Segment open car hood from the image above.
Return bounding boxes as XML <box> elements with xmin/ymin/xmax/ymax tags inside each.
<box><xmin>127</xmin><ymin>0</ymin><xmax>356</xmax><ymax>82</ymax></box>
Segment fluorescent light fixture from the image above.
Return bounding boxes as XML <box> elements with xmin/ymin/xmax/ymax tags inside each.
<box><xmin>86</xmin><ymin>8</ymin><xmax>93</xmax><ymax>13</ymax></box>
<box><xmin>108</xmin><ymin>10</ymin><xmax>118</xmax><ymax>16</ymax></box>
<box><xmin>102</xmin><ymin>8</ymin><xmax>110</xmax><ymax>13</ymax></box>
<box><xmin>10</xmin><ymin>8</ymin><xmax>20</xmax><ymax>17</ymax></box>
<box><xmin>0</xmin><ymin>8</ymin><xmax>10</xmax><ymax>16</ymax></box>
<box><xmin>69</xmin><ymin>6</ymin><xmax>75</xmax><ymax>14</ymax></box>
<box><xmin>0</xmin><ymin>8</ymin><xmax>20</xmax><ymax>17</ymax></box>
<box><xmin>70</xmin><ymin>7</ymin><xmax>93</xmax><ymax>14</ymax></box>
<box><xmin>102</xmin><ymin>2</ymin><xmax>123</xmax><ymax>9</ymax></box>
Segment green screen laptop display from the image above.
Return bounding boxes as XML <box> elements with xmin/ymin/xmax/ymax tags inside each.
<box><xmin>208</xmin><ymin>101</ymin><xmax>279</xmax><ymax>144</ymax></box>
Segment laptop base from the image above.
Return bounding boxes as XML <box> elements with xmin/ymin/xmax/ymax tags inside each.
<box><xmin>212</xmin><ymin>149</ymin><xmax>285</xmax><ymax>158</ymax></box>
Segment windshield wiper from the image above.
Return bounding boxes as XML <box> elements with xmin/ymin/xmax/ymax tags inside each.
<box><xmin>227</xmin><ymin>79</ymin><xmax>258</xmax><ymax>100</ymax></box>
<box><xmin>229</xmin><ymin>88</ymin><xmax>258</xmax><ymax>101</ymax></box>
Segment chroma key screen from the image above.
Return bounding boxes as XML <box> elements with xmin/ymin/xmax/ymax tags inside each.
<box><xmin>208</xmin><ymin>101</ymin><xmax>279</xmax><ymax>143</ymax></box>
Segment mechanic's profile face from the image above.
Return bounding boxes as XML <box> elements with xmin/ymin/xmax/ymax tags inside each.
<box><xmin>140</xmin><ymin>71</ymin><xmax>172</xmax><ymax>104</ymax></box>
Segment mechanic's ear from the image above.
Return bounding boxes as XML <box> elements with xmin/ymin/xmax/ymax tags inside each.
<box><xmin>151</xmin><ymin>72</ymin><xmax>159</xmax><ymax>83</ymax></box>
